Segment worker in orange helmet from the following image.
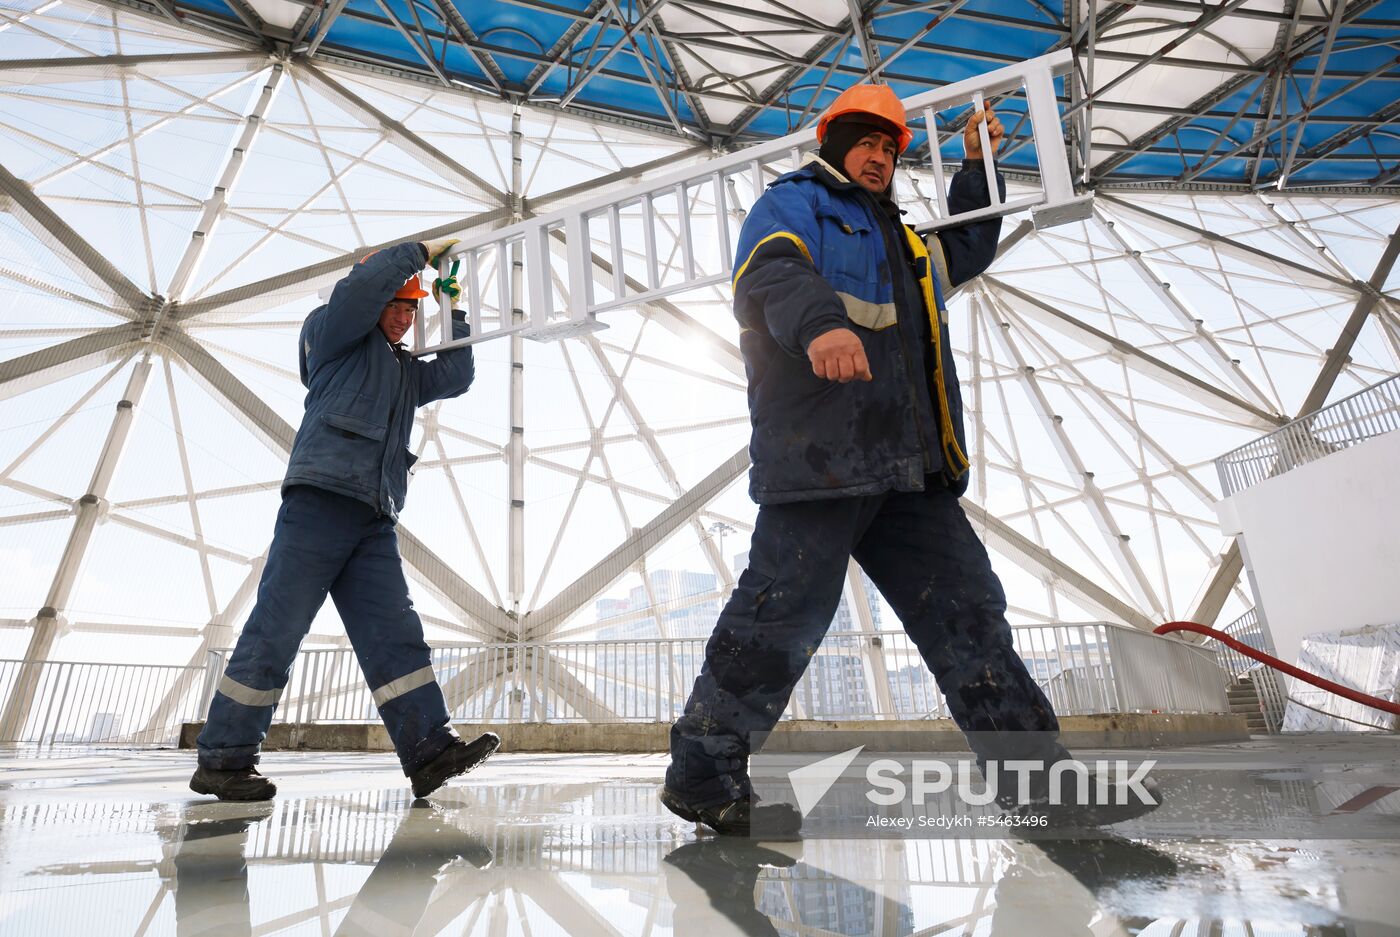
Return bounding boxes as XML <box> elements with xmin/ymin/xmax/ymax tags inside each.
<box><xmin>662</xmin><ymin>85</ymin><xmax>1161</xmax><ymax>836</ymax></box>
<box><xmin>192</xmin><ymin>238</ymin><xmax>500</xmax><ymax>802</ymax></box>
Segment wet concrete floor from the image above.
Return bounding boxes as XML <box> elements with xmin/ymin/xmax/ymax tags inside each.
<box><xmin>1</xmin><ymin>740</ymin><xmax>1398</xmax><ymax>936</ymax></box>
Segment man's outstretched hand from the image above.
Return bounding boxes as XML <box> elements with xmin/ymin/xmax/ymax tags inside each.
<box><xmin>807</xmin><ymin>328</ymin><xmax>872</xmax><ymax>383</ymax></box>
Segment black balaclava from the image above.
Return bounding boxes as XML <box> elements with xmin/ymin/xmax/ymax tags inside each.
<box><xmin>817</xmin><ymin>114</ymin><xmax>901</xmax><ymax>212</ymax></box>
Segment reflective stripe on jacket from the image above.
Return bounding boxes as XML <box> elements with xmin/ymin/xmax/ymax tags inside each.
<box><xmin>731</xmin><ymin>156</ymin><xmax>1003</xmax><ymax>503</ymax></box>
<box><xmin>284</xmin><ymin>242</ymin><xmax>475</xmax><ymax>520</ymax></box>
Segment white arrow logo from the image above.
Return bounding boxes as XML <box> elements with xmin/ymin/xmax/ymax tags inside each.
<box><xmin>788</xmin><ymin>746</ymin><xmax>865</xmax><ymax>817</ymax></box>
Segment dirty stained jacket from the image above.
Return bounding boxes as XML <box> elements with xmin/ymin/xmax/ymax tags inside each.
<box><xmin>284</xmin><ymin>242</ymin><xmax>474</xmax><ymax>520</ymax></box>
<box><xmin>732</xmin><ymin>156</ymin><xmax>1004</xmax><ymax>503</ymax></box>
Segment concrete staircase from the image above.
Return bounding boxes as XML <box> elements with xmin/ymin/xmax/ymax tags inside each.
<box><xmin>1228</xmin><ymin>676</ymin><xmax>1269</xmax><ymax>734</ymax></box>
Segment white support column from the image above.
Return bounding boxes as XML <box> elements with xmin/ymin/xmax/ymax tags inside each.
<box><xmin>0</xmin><ymin>352</ymin><xmax>154</xmax><ymax>738</ymax></box>
<box><xmin>508</xmin><ymin>102</ymin><xmax>526</xmax><ymax>620</ymax></box>
<box><xmin>166</xmin><ymin>63</ymin><xmax>284</xmax><ymax>299</ymax></box>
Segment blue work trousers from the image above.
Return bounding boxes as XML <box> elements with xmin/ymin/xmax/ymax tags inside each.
<box><xmin>197</xmin><ymin>486</ymin><xmax>457</xmax><ymax>773</ymax></box>
<box><xmin>668</xmin><ymin>481</ymin><xmax>1071</xmax><ymax>807</ymax></box>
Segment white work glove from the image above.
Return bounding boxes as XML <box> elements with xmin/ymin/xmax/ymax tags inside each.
<box><xmin>422</xmin><ymin>237</ymin><xmax>460</xmax><ymax>267</ymax></box>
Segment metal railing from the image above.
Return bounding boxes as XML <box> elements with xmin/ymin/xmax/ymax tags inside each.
<box><xmin>1214</xmin><ymin>607</ymin><xmax>1277</xmax><ymax>680</ymax></box>
<box><xmin>414</xmin><ymin>49</ymin><xmax>1087</xmax><ymax>354</ymax></box>
<box><xmin>1216</xmin><ymin>373</ymin><xmax>1400</xmax><ymax>497</ymax></box>
<box><xmin>1205</xmin><ymin>607</ymin><xmax>1287</xmax><ymax>734</ymax></box>
<box><xmin>0</xmin><ymin>620</ymin><xmax>1231</xmax><ymax>748</ymax></box>
<box><xmin>0</xmin><ymin>658</ymin><xmax>206</xmax><ymax>746</ymax></box>
<box><xmin>1252</xmin><ymin>665</ymin><xmax>1288</xmax><ymax>734</ymax></box>
<box><xmin>200</xmin><ymin>621</ymin><xmax>1228</xmax><ymax>727</ymax></box>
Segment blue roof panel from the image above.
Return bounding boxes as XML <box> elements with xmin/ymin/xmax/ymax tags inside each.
<box><xmin>160</xmin><ymin>0</ymin><xmax>1400</xmax><ymax>190</ymax></box>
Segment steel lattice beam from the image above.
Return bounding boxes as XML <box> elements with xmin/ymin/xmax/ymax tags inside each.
<box><xmin>86</xmin><ymin>0</ymin><xmax>1400</xmax><ymax>191</ymax></box>
<box><xmin>524</xmin><ymin>447</ymin><xmax>750</xmax><ymax>638</ymax></box>
<box><xmin>297</xmin><ymin>61</ymin><xmax>510</xmax><ymax>207</ymax></box>
<box><xmin>983</xmin><ymin>277</ymin><xmax>1283</xmax><ymax>428</ymax></box>
<box><xmin>961</xmin><ymin>499</ymin><xmax>1159</xmax><ymax>632</ymax></box>
<box><xmin>0</xmin><ymin>323</ymin><xmax>145</xmax><ymax>402</ymax></box>
<box><xmin>0</xmin><ymin>161</ymin><xmax>151</xmax><ymax>314</ymax></box>
<box><xmin>1091</xmin><ymin>0</ymin><xmax>1392</xmax><ymax>179</ymax></box>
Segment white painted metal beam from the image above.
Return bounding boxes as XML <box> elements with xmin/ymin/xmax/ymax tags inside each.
<box><xmin>981</xmin><ymin>287</ymin><xmax>1165</xmax><ymax>618</ymax></box>
<box><xmin>297</xmin><ymin>61</ymin><xmax>510</xmax><ymax>207</ymax></box>
<box><xmin>0</xmin><ymin>50</ymin><xmax>268</xmax><ymax>84</ymax></box>
<box><xmin>960</xmin><ymin>499</ymin><xmax>1158</xmax><ymax>632</ymax></box>
<box><xmin>984</xmin><ymin>277</ymin><xmax>1284</xmax><ymax>428</ymax></box>
<box><xmin>1098</xmin><ymin>195</ymin><xmax>1359</xmax><ymax>293</ymax></box>
<box><xmin>0</xmin><ymin>323</ymin><xmax>144</xmax><ymax>402</ymax></box>
<box><xmin>1090</xmin><ymin>209</ymin><xmax>1277</xmax><ymax>412</ymax></box>
<box><xmin>0</xmin><ymin>355</ymin><xmax>154</xmax><ymax>737</ymax></box>
<box><xmin>0</xmin><ymin>161</ymin><xmax>150</xmax><ymax>313</ymax></box>
<box><xmin>524</xmin><ymin>447</ymin><xmax>750</xmax><ymax>639</ymax></box>
<box><xmin>166</xmin><ymin>63</ymin><xmax>284</xmax><ymax>299</ymax></box>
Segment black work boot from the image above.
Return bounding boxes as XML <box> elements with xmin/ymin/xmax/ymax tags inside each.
<box><xmin>409</xmin><ymin>732</ymin><xmax>500</xmax><ymax>799</ymax></box>
<box><xmin>189</xmin><ymin>764</ymin><xmax>277</xmax><ymax>801</ymax></box>
<box><xmin>660</xmin><ymin>787</ymin><xmax>803</xmax><ymax>839</ymax></box>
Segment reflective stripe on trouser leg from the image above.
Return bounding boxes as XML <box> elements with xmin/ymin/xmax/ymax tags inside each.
<box><xmin>371</xmin><ymin>666</ymin><xmax>438</xmax><ymax>708</ymax></box>
<box><xmin>329</xmin><ymin>516</ymin><xmax>455</xmax><ymax>772</ymax></box>
<box><xmin>217</xmin><ymin>674</ymin><xmax>283</xmax><ymax>708</ymax></box>
<box><xmin>197</xmin><ymin>486</ymin><xmax>373</xmax><ymax>770</ymax></box>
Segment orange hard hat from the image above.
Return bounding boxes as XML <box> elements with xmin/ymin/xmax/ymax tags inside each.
<box><xmin>359</xmin><ymin>250</ymin><xmax>429</xmax><ymax>301</ymax></box>
<box><xmin>817</xmin><ymin>84</ymin><xmax>913</xmax><ymax>153</ymax></box>
<box><xmin>393</xmin><ymin>274</ymin><xmax>429</xmax><ymax>301</ymax></box>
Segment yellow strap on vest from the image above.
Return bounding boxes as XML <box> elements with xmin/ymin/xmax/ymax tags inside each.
<box><xmin>902</xmin><ymin>227</ymin><xmax>971</xmax><ymax>480</ymax></box>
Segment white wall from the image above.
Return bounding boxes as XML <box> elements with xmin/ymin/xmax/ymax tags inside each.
<box><xmin>1215</xmin><ymin>429</ymin><xmax>1400</xmax><ymax>673</ymax></box>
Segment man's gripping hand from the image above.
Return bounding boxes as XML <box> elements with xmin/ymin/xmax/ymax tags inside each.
<box><xmin>807</xmin><ymin>328</ymin><xmax>872</xmax><ymax>383</ymax></box>
<box><xmin>422</xmin><ymin>237</ymin><xmax>460</xmax><ymax>266</ymax></box>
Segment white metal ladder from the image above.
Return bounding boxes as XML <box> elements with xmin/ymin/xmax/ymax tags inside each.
<box><xmin>415</xmin><ymin>48</ymin><xmax>1085</xmax><ymax>356</ymax></box>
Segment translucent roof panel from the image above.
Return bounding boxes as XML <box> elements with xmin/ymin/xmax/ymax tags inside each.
<box><xmin>25</xmin><ymin>0</ymin><xmax>1397</xmax><ymax>193</ymax></box>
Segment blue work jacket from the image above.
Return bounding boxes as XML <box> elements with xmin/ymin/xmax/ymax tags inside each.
<box><xmin>284</xmin><ymin>242</ymin><xmax>474</xmax><ymax>520</ymax></box>
<box><xmin>732</xmin><ymin>157</ymin><xmax>1003</xmax><ymax>503</ymax></box>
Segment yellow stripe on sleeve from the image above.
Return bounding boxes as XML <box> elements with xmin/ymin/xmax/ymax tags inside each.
<box><xmin>732</xmin><ymin>231</ymin><xmax>813</xmax><ymax>287</ymax></box>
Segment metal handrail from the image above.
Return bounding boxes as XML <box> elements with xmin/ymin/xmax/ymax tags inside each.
<box><xmin>200</xmin><ymin>620</ymin><xmax>1228</xmax><ymax>727</ymax></box>
<box><xmin>0</xmin><ymin>659</ymin><xmax>206</xmax><ymax>746</ymax></box>
<box><xmin>1215</xmin><ymin>373</ymin><xmax>1400</xmax><ymax>497</ymax></box>
<box><xmin>1155</xmin><ymin>621</ymin><xmax>1400</xmax><ymax>718</ymax></box>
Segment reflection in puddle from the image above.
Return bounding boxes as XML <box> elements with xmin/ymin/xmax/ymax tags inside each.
<box><xmin>1</xmin><ymin>764</ymin><xmax>1397</xmax><ymax>935</ymax></box>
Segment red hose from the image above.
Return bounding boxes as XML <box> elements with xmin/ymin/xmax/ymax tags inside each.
<box><xmin>1154</xmin><ymin>620</ymin><xmax>1400</xmax><ymax>717</ymax></box>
